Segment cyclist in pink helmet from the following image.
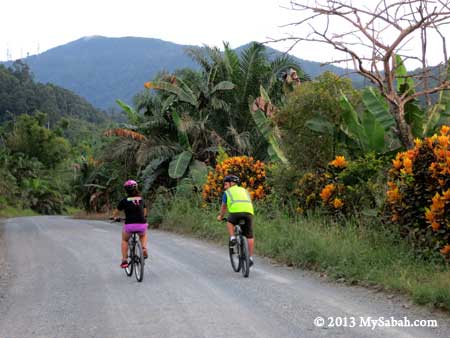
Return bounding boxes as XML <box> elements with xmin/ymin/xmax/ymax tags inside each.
<box><xmin>112</xmin><ymin>179</ymin><xmax>149</xmax><ymax>268</ymax></box>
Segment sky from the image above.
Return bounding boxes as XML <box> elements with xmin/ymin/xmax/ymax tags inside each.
<box><xmin>0</xmin><ymin>0</ymin><xmax>305</xmax><ymax>61</ymax></box>
<box><xmin>1</xmin><ymin>0</ymin><xmax>449</xmax><ymax>68</ymax></box>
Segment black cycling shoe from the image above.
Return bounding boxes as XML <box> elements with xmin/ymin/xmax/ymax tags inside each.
<box><xmin>249</xmin><ymin>258</ymin><xmax>254</xmax><ymax>267</ymax></box>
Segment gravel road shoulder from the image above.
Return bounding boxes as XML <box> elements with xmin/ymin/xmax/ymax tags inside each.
<box><xmin>0</xmin><ymin>218</ymin><xmax>12</xmax><ymax>306</ymax></box>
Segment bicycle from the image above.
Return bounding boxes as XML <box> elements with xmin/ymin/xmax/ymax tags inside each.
<box><xmin>223</xmin><ymin>217</ymin><xmax>250</xmax><ymax>278</ymax></box>
<box><xmin>112</xmin><ymin>218</ymin><xmax>145</xmax><ymax>282</ymax></box>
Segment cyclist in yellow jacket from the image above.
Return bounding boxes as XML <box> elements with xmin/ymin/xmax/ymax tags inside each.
<box><xmin>217</xmin><ymin>174</ymin><xmax>255</xmax><ymax>266</ymax></box>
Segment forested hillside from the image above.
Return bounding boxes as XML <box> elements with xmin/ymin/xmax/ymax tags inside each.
<box><xmin>0</xmin><ymin>60</ymin><xmax>108</xmax><ymax>125</ymax></box>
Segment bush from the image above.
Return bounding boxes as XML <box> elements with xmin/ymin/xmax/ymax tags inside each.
<box><xmin>202</xmin><ymin>156</ymin><xmax>269</xmax><ymax>203</ymax></box>
<box><xmin>293</xmin><ymin>154</ymin><xmax>387</xmax><ymax>217</ymax></box>
<box><xmin>384</xmin><ymin>126</ymin><xmax>450</xmax><ymax>258</ymax></box>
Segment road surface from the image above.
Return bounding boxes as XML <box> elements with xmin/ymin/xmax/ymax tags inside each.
<box><xmin>0</xmin><ymin>216</ymin><xmax>448</xmax><ymax>338</ymax></box>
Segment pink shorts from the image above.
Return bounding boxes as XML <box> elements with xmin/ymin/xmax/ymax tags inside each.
<box><xmin>123</xmin><ymin>223</ymin><xmax>148</xmax><ymax>234</ymax></box>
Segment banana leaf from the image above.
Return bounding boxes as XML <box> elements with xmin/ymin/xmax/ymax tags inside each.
<box><xmin>116</xmin><ymin>99</ymin><xmax>140</xmax><ymax>125</ymax></box>
<box><xmin>362</xmin><ymin>87</ymin><xmax>395</xmax><ymax>131</ymax></box>
<box><xmin>168</xmin><ymin>151</ymin><xmax>193</xmax><ymax>179</ymax></box>
<box><xmin>361</xmin><ymin>110</ymin><xmax>386</xmax><ymax>153</ymax></box>
<box><xmin>340</xmin><ymin>92</ymin><xmax>386</xmax><ymax>153</ymax></box>
<box><xmin>251</xmin><ymin>109</ymin><xmax>289</xmax><ymax>165</ymax></box>
<box><xmin>305</xmin><ymin>116</ymin><xmax>335</xmax><ymax>134</ymax></box>
<box><xmin>189</xmin><ymin>160</ymin><xmax>208</xmax><ymax>189</ymax></box>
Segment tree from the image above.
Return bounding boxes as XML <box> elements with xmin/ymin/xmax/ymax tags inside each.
<box><xmin>277</xmin><ymin>71</ymin><xmax>360</xmax><ymax>169</ymax></box>
<box><xmin>277</xmin><ymin>0</ymin><xmax>450</xmax><ymax>148</ymax></box>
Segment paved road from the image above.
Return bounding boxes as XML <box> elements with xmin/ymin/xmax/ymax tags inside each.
<box><xmin>0</xmin><ymin>216</ymin><xmax>448</xmax><ymax>338</ymax></box>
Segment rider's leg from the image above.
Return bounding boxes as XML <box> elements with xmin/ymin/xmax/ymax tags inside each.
<box><xmin>139</xmin><ymin>232</ymin><xmax>148</xmax><ymax>257</ymax></box>
<box><xmin>226</xmin><ymin>221</ymin><xmax>235</xmax><ymax>237</ymax></box>
<box><xmin>248</xmin><ymin>237</ymin><xmax>254</xmax><ymax>256</ymax></box>
<box><xmin>121</xmin><ymin>231</ymin><xmax>131</xmax><ymax>260</ymax></box>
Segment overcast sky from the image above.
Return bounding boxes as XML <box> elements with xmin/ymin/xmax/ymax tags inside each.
<box><xmin>1</xmin><ymin>0</ymin><xmax>449</xmax><ymax>68</ymax></box>
<box><xmin>0</xmin><ymin>0</ymin><xmax>307</xmax><ymax>61</ymax></box>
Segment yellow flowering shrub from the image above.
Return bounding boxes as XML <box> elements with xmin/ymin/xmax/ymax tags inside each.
<box><xmin>294</xmin><ymin>153</ymin><xmax>386</xmax><ymax>217</ymax></box>
<box><xmin>384</xmin><ymin>125</ymin><xmax>450</xmax><ymax>258</ymax></box>
<box><xmin>202</xmin><ymin>156</ymin><xmax>269</xmax><ymax>203</ymax></box>
<box><xmin>294</xmin><ymin>155</ymin><xmax>349</xmax><ymax>215</ymax></box>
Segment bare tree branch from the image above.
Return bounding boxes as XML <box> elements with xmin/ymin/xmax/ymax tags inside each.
<box><xmin>272</xmin><ymin>0</ymin><xmax>450</xmax><ymax>148</ymax></box>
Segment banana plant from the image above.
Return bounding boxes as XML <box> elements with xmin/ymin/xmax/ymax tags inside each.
<box><xmin>339</xmin><ymin>92</ymin><xmax>388</xmax><ymax>153</ymax></box>
<box><xmin>250</xmin><ymin>85</ymin><xmax>289</xmax><ymax>165</ymax></box>
<box><xmin>306</xmin><ymin>86</ymin><xmax>396</xmax><ymax>154</ymax></box>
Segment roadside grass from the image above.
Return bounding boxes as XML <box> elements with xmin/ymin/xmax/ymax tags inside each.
<box><xmin>160</xmin><ymin>198</ymin><xmax>450</xmax><ymax>312</ymax></box>
<box><xmin>0</xmin><ymin>206</ymin><xmax>38</xmax><ymax>218</ymax></box>
<box><xmin>71</xmin><ymin>210</ymin><xmax>111</xmax><ymax>221</ymax></box>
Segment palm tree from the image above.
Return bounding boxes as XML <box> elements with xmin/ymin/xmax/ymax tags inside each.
<box><xmin>178</xmin><ymin>42</ymin><xmax>310</xmax><ymax>159</ymax></box>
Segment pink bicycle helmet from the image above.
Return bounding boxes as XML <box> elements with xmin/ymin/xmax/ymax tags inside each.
<box><xmin>123</xmin><ymin>179</ymin><xmax>138</xmax><ymax>190</ymax></box>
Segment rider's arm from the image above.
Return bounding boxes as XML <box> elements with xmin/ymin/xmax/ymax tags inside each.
<box><xmin>112</xmin><ymin>208</ymin><xmax>120</xmax><ymax>219</ymax></box>
<box><xmin>217</xmin><ymin>202</ymin><xmax>227</xmax><ymax>220</ymax></box>
<box><xmin>143</xmin><ymin>207</ymin><xmax>148</xmax><ymax>218</ymax></box>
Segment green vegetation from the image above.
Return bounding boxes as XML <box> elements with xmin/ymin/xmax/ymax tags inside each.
<box><xmin>161</xmin><ymin>197</ymin><xmax>450</xmax><ymax>311</ymax></box>
<box><xmin>0</xmin><ymin>61</ymin><xmax>107</xmax><ymax>124</ymax></box>
<box><xmin>1</xmin><ymin>28</ymin><xmax>449</xmax><ymax>313</ymax></box>
<box><xmin>0</xmin><ymin>61</ymin><xmax>113</xmax><ymax>215</ymax></box>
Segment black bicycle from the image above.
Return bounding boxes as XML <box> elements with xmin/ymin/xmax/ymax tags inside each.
<box><xmin>223</xmin><ymin>217</ymin><xmax>250</xmax><ymax>278</ymax></box>
<box><xmin>112</xmin><ymin>218</ymin><xmax>145</xmax><ymax>282</ymax></box>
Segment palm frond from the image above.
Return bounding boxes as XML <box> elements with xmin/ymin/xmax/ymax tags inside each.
<box><xmin>104</xmin><ymin>128</ymin><xmax>147</xmax><ymax>141</ymax></box>
<box><xmin>239</xmin><ymin>42</ymin><xmax>267</xmax><ymax>105</ymax></box>
<box><xmin>223</xmin><ymin>42</ymin><xmax>240</xmax><ymax>78</ymax></box>
<box><xmin>137</xmin><ymin>142</ymin><xmax>181</xmax><ymax>164</ymax></box>
<box><xmin>227</xmin><ymin>125</ymin><xmax>252</xmax><ymax>154</ymax></box>
<box><xmin>102</xmin><ymin>139</ymin><xmax>140</xmax><ymax>162</ymax></box>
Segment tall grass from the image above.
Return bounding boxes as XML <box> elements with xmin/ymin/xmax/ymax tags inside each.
<box><xmin>0</xmin><ymin>206</ymin><xmax>38</xmax><ymax>218</ymax></box>
<box><xmin>160</xmin><ymin>197</ymin><xmax>450</xmax><ymax>311</ymax></box>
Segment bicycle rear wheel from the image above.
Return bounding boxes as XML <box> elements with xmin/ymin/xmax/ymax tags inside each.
<box><xmin>125</xmin><ymin>242</ymin><xmax>133</xmax><ymax>277</ymax></box>
<box><xmin>240</xmin><ymin>236</ymin><xmax>250</xmax><ymax>278</ymax></box>
<box><xmin>134</xmin><ymin>239</ymin><xmax>145</xmax><ymax>282</ymax></box>
<box><xmin>229</xmin><ymin>241</ymin><xmax>241</xmax><ymax>272</ymax></box>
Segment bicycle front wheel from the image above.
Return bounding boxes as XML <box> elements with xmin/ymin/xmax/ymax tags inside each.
<box><xmin>240</xmin><ymin>236</ymin><xmax>250</xmax><ymax>278</ymax></box>
<box><xmin>134</xmin><ymin>239</ymin><xmax>145</xmax><ymax>282</ymax></box>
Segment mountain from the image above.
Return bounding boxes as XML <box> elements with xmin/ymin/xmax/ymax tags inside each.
<box><xmin>5</xmin><ymin>36</ymin><xmax>364</xmax><ymax>110</ymax></box>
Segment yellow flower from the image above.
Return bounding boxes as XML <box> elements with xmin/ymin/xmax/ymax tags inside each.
<box><xmin>440</xmin><ymin>125</ymin><xmax>450</xmax><ymax>135</ymax></box>
<box><xmin>332</xmin><ymin>198</ymin><xmax>344</xmax><ymax>209</ymax></box>
<box><xmin>431</xmin><ymin>221</ymin><xmax>440</xmax><ymax>231</ymax></box>
<box><xmin>438</xmin><ymin>135</ymin><xmax>449</xmax><ymax>147</ymax></box>
<box><xmin>330</xmin><ymin>156</ymin><xmax>347</xmax><ymax>168</ymax></box>
<box><xmin>425</xmin><ymin>208</ymin><xmax>433</xmax><ymax>222</ymax></box>
<box><xmin>320</xmin><ymin>184</ymin><xmax>335</xmax><ymax>202</ymax></box>
<box><xmin>387</xmin><ymin>187</ymin><xmax>401</xmax><ymax>203</ymax></box>
<box><xmin>392</xmin><ymin>159</ymin><xmax>402</xmax><ymax>170</ymax></box>
<box><xmin>440</xmin><ymin>244</ymin><xmax>450</xmax><ymax>255</ymax></box>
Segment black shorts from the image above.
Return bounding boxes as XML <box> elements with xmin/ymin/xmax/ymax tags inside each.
<box><xmin>227</xmin><ymin>212</ymin><xmax>254</xmax><ymax>239</ymax></box>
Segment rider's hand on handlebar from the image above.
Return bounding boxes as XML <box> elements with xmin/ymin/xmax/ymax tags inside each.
<box><xmin>217</xmin><ymin>214</ymin><xmax>223</xmax><ymax>221</ymax></box>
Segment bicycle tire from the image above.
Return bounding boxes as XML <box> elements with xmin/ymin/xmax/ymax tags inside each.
<box><xmin>124</xmin><ymin>241</ymin><xmax>133</xmax><ymax>277</ymax></box>
<box><xmin>229</xmin><ymin>242</ymin><xmax>241</xmax><ymax>272</ymax></box>
<box><xmin>134</xmin><ymin>239</ymin><xmax>145</xmax><ymax>282</ymax></box>
<box><xmin>240</xmin><ymin>236</ymin><xmax>250</xmax><ymax>278</ymax></box>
